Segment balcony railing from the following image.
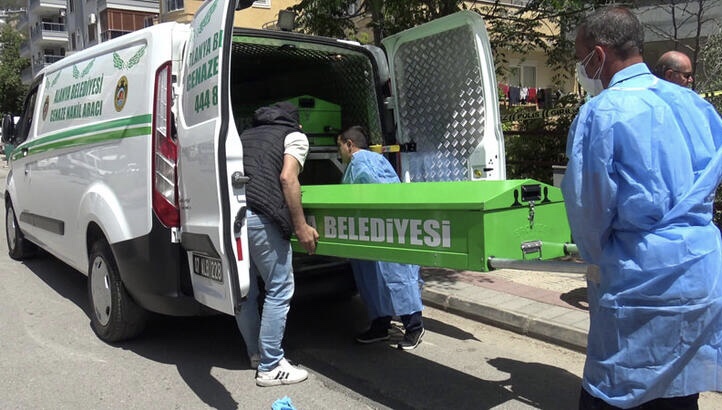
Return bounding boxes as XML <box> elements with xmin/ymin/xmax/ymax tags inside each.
<box><xmin>30</xmin><ymin>22</ymin><xmax>67</xmax><ymax>41</ymax></box>
<box><xmin>42</xmin><ymin>54</ymin><xmax>64</xmax><ymax>64</ymax></box>
<box><xmin>31</xmin><ymin>54</ymin><xmax>64</xmax><ymax>73</ymax></box>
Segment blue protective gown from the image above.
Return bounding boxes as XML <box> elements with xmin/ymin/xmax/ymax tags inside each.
<box><xmin>342</xmin><ymin>150</ymin><xmax>424</xmax><ymax>319</ymax></box>
<box><xmin>561</xmin><ymin>63</ymin><xmax>722</xmax><ymax>408</ymax></box>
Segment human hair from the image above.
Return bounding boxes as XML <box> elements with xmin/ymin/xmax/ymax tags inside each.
<box><xmin>578</xmin><ymin>6</ymin><xmax>644</xmax><ymax>60</ymax></box>
<box><xmin>338</xmin><ymin>125</ymin><xmax>369</xmax><ymax>149</ymax></box>
<box><xmin>653</xmin><ymin>51</ymin><xmax>689</xmax><ymax>78</ymax></box>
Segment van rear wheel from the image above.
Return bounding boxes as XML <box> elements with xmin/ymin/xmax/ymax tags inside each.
<box><xmin>88</xmin><ymin>239</ymin><xmax>147</xmax><ymax>342</ymax></box>
<box><xmin>5</xmin><ymin>200</ymin><xmax>35</xmax><ymax>260</ymax></box>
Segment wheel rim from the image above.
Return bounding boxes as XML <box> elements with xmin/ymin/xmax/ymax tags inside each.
<box><xmin>90</xmin><ymin>255</ymin><xmax>112</xmax><ymax>326</ymax></box>
<box><xmin>6</xmin><ymin>206</ymin><xmax>17</xmax><ymax>252</ymax></box>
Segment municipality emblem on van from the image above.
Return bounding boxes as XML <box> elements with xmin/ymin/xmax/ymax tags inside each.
<box><xmin>114</xmin><ymin>76</ymin><xmax>128</xmax><ymax>112</ymax></box>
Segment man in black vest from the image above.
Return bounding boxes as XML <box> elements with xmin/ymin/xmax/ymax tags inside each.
<box><xmin>234</xmin><ymin>101</ymin><xmax>319</xmax><ymax>387</ymax></box>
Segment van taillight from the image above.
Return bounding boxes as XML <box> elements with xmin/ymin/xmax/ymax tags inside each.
<box><xmin>152</xmin><ymin>61</ymin><xmax>180</xmax><ymax>227</ymax></box>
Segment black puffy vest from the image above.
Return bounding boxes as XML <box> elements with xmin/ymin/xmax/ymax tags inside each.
<box><xmin>241</xmin><ymin>103</ymin><xmax>301</xmax><ymax>239</ymax></box>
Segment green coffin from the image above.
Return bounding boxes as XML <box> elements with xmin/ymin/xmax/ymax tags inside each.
<box><xmin>294</xmin><ymin>179</ymin><xmax>572</xmax><ymax>272</ymax></box>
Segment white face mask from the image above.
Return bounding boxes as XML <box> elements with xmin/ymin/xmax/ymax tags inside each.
<box><xmin>576</xmin><ymin>49</ymin><xmax>605</xmax><ymax>97</ymax></box>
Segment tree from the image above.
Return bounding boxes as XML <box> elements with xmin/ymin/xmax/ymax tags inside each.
<box><xmin>292</xmin><ymin>0</ymin><xmax>607</xmax><ymax>87</ymax></box>
<box><xmin>631</xmin><ymin>0</ymin><xmax>720</xmax><ymax>90</ymax></box>
<box><xmin>698</xmin><ymin>26</ymin><xmax>722</xmax><ymax>92</ymax></box>
<box><xmin>292</xmin><ymin>0</ymin><xmax>360</xmax><ymax>39</ymax></box>
<box><xmin>0</xmin><ymin>24</ymin><xmax>29</xmax><ymax>114</ymax></box>
<box><xmin>292</xmin><ymin>0</ymin><xmax>463</xmax><ymax>45</ymax></box>
<box><xmin>471</xmin><ymin>0</ymin><xmax>595</xmax><ymax>87</ymax></box>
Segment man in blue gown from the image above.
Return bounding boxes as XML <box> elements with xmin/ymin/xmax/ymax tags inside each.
<box><xmin>562</xmin><ymin>6</ymin><xmax>722</xmax><ymax>409</ymax></box>
<box><xmin>337</xmin><ymin>126</ymin><xmax>425</xmax><ymax>350</ymax></box>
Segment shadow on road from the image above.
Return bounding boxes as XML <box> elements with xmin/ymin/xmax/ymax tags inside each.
<box><xmin>16</xmin><ymin>249</ymin><xmax>582</xmax><ymax>409</ymax></box>
<box><xmin>488</xmin><ymin>357</ymin><xmax>582</xmax><ymax>409</ymax></box>
<box><xmin>18</xmin><ymin>250</ymin><xmax>248</xmax><ymax>409</ymax></box>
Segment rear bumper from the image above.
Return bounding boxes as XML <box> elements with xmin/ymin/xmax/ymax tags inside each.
<box><xmin>111</xmin><ymin>216</ymin><xmax>209</xmax><ymax>316</ymax></box>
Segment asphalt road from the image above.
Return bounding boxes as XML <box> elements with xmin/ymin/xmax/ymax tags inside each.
<box><xmin>0</xmin><ymin>163</ymin><xmax>587</xmax><ymax>409</ymax></box>
<box><xmin>2</xmin><ymin>163</ymin><xmax>719</xmax><ymax>409</ymax></box>
<box><xmin>0</xmin><ymin>238</ymin><xmax>590</xmax><ymax>409</ymax></box>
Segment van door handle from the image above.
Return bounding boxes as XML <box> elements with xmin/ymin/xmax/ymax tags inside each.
<box><xmin>231</xmin><ymin>172</ymin><xmax>249</xmax><ymax>188</ymax></box>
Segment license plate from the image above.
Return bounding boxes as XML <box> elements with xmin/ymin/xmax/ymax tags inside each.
<box><xmin>192</xmin><ymin>254</ymin><xmax>223</xmax><ymax>282</ymax></box>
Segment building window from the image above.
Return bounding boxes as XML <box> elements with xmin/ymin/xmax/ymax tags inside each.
<box><xmin>253</xmin><ymin>0</ymin><xmax>271</xmax><ymax>8</ymax></box>
<box><xmin>509</xmin><ymin>65</ymin><xmax>537</xmax><ymax>88</ymax></box>
<box><xmin>165</xmin><ymin>0</ymin><xmax>184</xmax><ymax>12</ymax></box>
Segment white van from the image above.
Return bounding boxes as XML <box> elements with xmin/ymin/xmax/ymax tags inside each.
<box><xmin>2</xmin><ymin>0</ymin><xmax>503</xmax><ymax>342</ymax></box>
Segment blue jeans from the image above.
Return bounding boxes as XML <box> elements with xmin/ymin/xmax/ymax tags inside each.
<box><xmin>235</xmin><ymin>209</ymin><xmax>295</xmax><ymax>372</ymax></box>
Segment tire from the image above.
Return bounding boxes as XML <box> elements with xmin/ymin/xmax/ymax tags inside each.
<box><xmin>87</xmin><ymin>239</ymin><xmax>147</xmax><ymax>343</ymax></box>
<box><xmin>5</xmin><ymin>200</ymin><xmax>36</xmax><ymax>260</ymax></box>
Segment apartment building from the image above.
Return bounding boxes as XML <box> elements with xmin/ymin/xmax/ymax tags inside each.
<box><xmin>159</xmin><ymin>0</ymin><xmax>299</xmax><ymax>29</ymax></box>
<box><xmin>65</xmin><ymin>0</ymin><xmax>159</xmax><ymax>53</ymax></box>
<box><xmin>18</xmin><ymin>0</ymin><xmax>158</xmax><ymax>83</ymax></box>
<box><xmin>18</xmin><ymin>0</ymin><xmax>67</xmax><ymax>83</ymax></box>
<box><xmin>17</xmin><ymin>0</ymin><xmax>301</xmax><ymax>84</ymax></box>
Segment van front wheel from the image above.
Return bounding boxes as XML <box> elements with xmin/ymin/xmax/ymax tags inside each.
<box><xmin>88</xmin><ymin>240</ymin><xmax>147</xmax><ymax>343</ymax></box>
<box><xmin>5</xmin><ymin>200</ymin><xmax>35</xmax><ymax>260</ymax></box>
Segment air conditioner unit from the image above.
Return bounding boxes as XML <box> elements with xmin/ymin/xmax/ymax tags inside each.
<box><xmin>88</xmin><ymin>13</ymin><xmax>96</xmax><ymax>24</ymax></box>
<box><xmin>59</xmin><ymin>9</ymin><xmax>66</xmax><ymax>17</ymax></box>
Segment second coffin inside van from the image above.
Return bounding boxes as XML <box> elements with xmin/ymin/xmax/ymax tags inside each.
<box><xmin>229</xmin><ymin>30</ymin><xmax>387</xmax><ymax>186</ymax></box>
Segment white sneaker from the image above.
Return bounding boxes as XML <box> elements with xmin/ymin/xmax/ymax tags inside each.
<box><xmin>255</xmin><ymin>358</ymin><xmax>308</xmax><ymax>387</ymax></box>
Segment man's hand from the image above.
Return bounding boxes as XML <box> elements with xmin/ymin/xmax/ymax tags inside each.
<box><xmin>295</xmin><ymin>223</ymin><xmax>319</xmax><ymax>255</ymax></box>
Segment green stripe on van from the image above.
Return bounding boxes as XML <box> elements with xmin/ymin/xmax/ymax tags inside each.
<box><xmin>10</xmin><ymin>114</ymin><xmax>152</xmax><ymax>161</ymax></box>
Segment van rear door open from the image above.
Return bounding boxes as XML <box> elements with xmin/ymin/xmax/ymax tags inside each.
<box><xmin>177</xmin><ymin>0</ymin><xmax>251</xmax><ymax>315</ymax></box>
<box><xmin>382</xmin><ymin>11</ymin><xmax>505</xmax><ymax>183</ymax></box>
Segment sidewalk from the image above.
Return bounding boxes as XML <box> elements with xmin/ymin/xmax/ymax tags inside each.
<box><xmin>421</xmin><ymin>266</ymin><xmax>590</xmax><ymax>351</ymax></box>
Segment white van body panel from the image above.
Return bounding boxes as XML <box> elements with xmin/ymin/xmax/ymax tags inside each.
<box><xmin>3</xmin><ymin>1</ymin><xmax>504</xmax><ymax>341</ymax></box>
<box><xmin>176</xmin><ymin>0</ymin><xmax>250</xmax><ymax>315</ymax></box>
<box><xmin>5</xmin><ymin>23</ymin><xmax>206</xmax><ymax>320</ymax></box>
<box><xmin>382</xmin><ymin>11</ymin><xmax>506</xmax><ymax>182</ymax></box>
<box><xmin>10</xmin><ymin>25</ymin><xmax>187</xmax><ymax>273</ymax></box>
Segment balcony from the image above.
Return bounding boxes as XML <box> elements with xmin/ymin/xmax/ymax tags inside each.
<box><xmin>97</xmin><ymin>0</ymin><xmax>160</xmax><ymax>14</ymax></box>
<box><xmin>40</xmin><ymin>54</ymin><xmax>64</xmax><ymax>65</ymax></box>
<box><xmin>30</xmin><ymin>22</ymin><xmax>68</xmax><ymax>46</ymax></box>
<box><xmin>24</xmin><ymin>54</ymin><xmax>64</xmax><ymax>80</ymax></box>
<box><xmin>28</xmin><ymin>0</ymin><xmax>66</xmax><ymax>15</ymax></box>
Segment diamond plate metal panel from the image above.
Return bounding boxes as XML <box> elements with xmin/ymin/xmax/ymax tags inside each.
<box><xmin>394</xmin><ymin>25</ymin><xmax>487</xmax><ymax>182</ymax></box>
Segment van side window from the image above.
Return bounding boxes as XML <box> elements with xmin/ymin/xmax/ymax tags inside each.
<box><xmin>15</xmin><ymin>83</ymin><xmax>40</xmax><ymax>145</ymax></box>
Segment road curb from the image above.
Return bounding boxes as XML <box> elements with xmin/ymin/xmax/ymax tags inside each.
<box><xmin>422</xmin><ymin>287</ymin><xmax>588</xmax><ymax>352</ymax></box>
